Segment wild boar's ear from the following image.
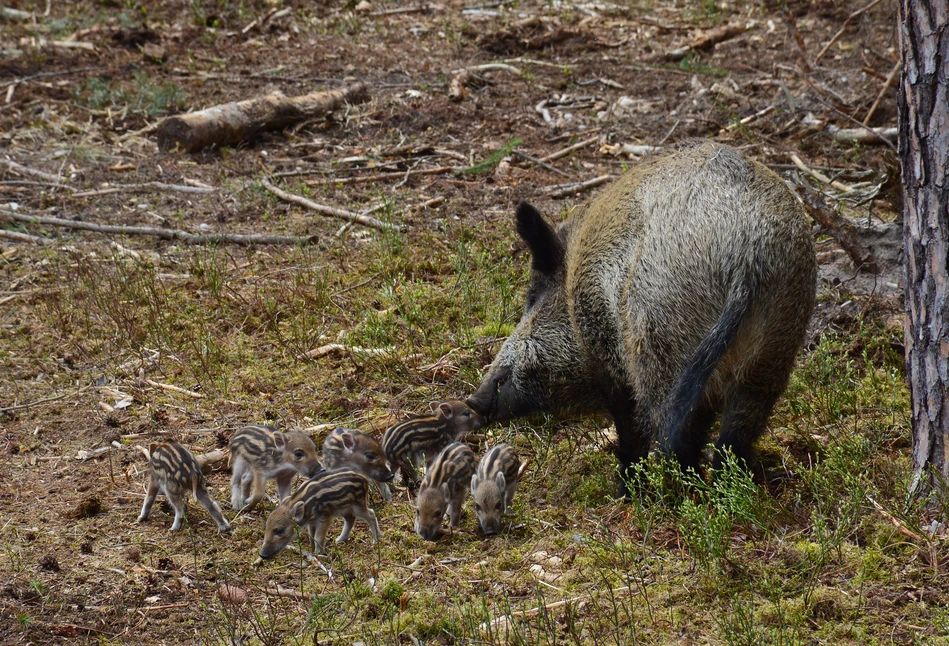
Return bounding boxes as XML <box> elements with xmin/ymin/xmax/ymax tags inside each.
<box><xmin>516</xmin><ymin>202</ymin><xmax>563</xmax><ymax>275</ymax></box>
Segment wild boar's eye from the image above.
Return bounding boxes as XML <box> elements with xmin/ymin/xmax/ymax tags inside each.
<box><xmin>294</xmin><ymin>450</ymin><xmax>305</xmax><ymax>459</ymax></box>
<box><xmin>495</xmin><ymin>503</ymin><xmax>502</xmax><ymax>511</ymax></box>
<box><xmin>474</xmin><ymin>504</ymin><xmax>482</xmax><ymax>512</ymax></box>
<box><xmin>364</xmin><ymin>452</ymin><xmax>378</xmax><ymax>461</ymax></box>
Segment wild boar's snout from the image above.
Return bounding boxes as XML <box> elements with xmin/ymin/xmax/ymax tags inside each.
<box><xmin>467</xmin><ymin>368</ymin><xmax>510</xmax><ymax>421</ymax></box>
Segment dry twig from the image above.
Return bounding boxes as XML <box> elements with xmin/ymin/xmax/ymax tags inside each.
<box><xmin>68</xmin><ymin>182</ymin><xmax>217</xmax><ymax>198</ymax></box>
<box><xmin>863</xmin><ymin>60</ymin><xmax>900</xmax><ymax>126</ymax></box>
<box><xmin>260</xmin><ymin>179</ymin><xmax>402</xmax><ymax>232</ymax></box>
<box><xmin>544</xmin><ymin>175</ymin><xmax>613</xmax><ymax>198</ymax></box>
<box><xmin>2</xmin><ymin>159</ymin><xmax>64</xmax><ymax>183</ymax></box>
<box><xmin>0</xmin><ymin>229</ymin><xmax>51</xmax><ymax>245</ymax></box>
<box><xmin>300</xmin><ymin>166</ymin><xmax>454</xmax><ymax>185</ymax></box>
<box><xmin>540</xmin><ymin>136</ymin><xmax>600</xmax><ymax>162</ymax></box>
<box><xmin>814</xmin><ymin>0</ymin><xmax>887</xmax><ymax>64</ymax></box>
<box><xmin>144</xmin><ymin>379</ymin><xmax>205</xmax><ymax>399</ymax></box>
<box><xmin>0</xmin><ymin>207</ymin><xmax>316</xmax><ymax>246</ymax></box>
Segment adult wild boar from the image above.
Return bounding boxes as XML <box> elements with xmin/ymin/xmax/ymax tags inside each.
<box><xmin>467</xmin><ymin>141</ymin><xmax>816</xmax><ymax>487</ymax></box>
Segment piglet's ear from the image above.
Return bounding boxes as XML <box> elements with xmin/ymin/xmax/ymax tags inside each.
<box><xmin>272</xmin><ymin>432</ymin><xmax>286</xmax><ymax>451</ymax></box>
<box><xmin>516</xmin><ymin>202</ymin><xmax>563</xmax><ymax>275</ymax></box>
<box><xmin>290</xmin><ymin>501</ymin><xmax>306</xmax><ymax>523</ymax></box>
<box><xmin>341</xmin><ymin>431</ymin><xmax>355</xmax><ymax>451</ymax></box>
<box><xmin>495</xmin><ymin>471</ymin><xmax>506</xmax><ymax>490</ymax></box>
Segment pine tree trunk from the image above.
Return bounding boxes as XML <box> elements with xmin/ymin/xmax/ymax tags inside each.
<box><xmin>897</xmin><ymin>1</ymin><xmax>949</xmax><ymax>497</ymax></box>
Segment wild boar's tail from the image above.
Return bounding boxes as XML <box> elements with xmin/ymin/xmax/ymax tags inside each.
<box><xmin>660</xmin><ymin>284</ymin><xmax>753</xmax><ymax>457</ymax></box>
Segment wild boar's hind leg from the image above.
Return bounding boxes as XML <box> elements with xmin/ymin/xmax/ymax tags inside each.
<box><xmin>355</xmin><ymin>505</ymin><xmax>381</xmax><ymax>543</ymax></box>
<box><xmin>193</xmin><ymin>476</ymin><xmax>231</xmax><ymax>532</ymax></box>
<box><xmin>714</xmin><ymin>378</ymin><xmax>787</xmax><ymax>472</ymax></box>
<box><xmin>665</xmin><ymin>403</ymin><xmax>717</xmax><ymax>476</ymax></box>
<box><xmin>610</xmin><ymin>394</ymin><xmax>652</xmax><ymax>498</ymax></box>
<box><xmin>138</xmin><ymin>476</ymin><xmax>159</xmax><ymax>522</ymax></box>
<box><xmin>337</xmin><ymin>513</ymin><xmax>355</xmax><ymax>543</ymax></box>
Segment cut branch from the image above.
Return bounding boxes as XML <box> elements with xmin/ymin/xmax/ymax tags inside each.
<box><xmin>260</xmin><ymin>179</ymin><xmax>403</xmax><ymax>232</ymax></box>
<box><xmin>543</xmin><ymin>175</ymin><xmax>613</xmax><ymax>198</ymax></box>
<box><xmin>0</xmin><ymin>207</ymin><xmax>316</xmax><ymax>246</ymax></box>
<box><xmin>68</xmin><ymin>182</ymin><xmax>217</xmax><ymax>199</ymax></box>
<box><xmin>789</xmin><ymin>174</ymin><xmax>878</xmax><ymax>273</ymax></box>
<box><xmin>2</xmin><ymin>159</ymin><xmax>64</xmax><ymax>183</ymax></box>
<box><xmin>156</xmin><ymin>84</ymin><xmax>370</xmax><ymax>153</ymax></box>
<box><xmin>195</xmin><ymin>449</ymin><xmax>227</xmax><ymax>473</ymax></box>
<box><xmin>299</xmin><ymin>166</ymin><xmax>454</xmax><ymax>185</ymax></box>
<box><xmin>0</xmin><ymin>229</ymin><xmax>52</xmax><ymax>245</ymax></box>
<box><xmin>666</xmin><ymin>22</ymin><xmax>746</xmax><ymax>61</ymax></box>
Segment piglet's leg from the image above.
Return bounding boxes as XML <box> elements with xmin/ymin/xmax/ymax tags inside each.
<box><xmin>354</xmin><ymin>504</ymin><xmax>381</xmax><ymax>543</ymax></box>
<box><xmin>275</xmin><ymin>470</ymin><xmax>295</xmax><ymax>502</ymax></box>
<box><xmin>194</xmin><ymin>479</ymin><xmax>231</xmax><ymax>532</ymax></box>
<box><xmin>448</xmin><ymin>496</ymin><xmax>463</xmax><ymax>528</ymax></box>
<box><xmin>337</xmin><ymin>513</ymin><xmax>355</xmax><ymax>544</ymax></box>
<box><xmin>312</xmin><ymin>517</ymin><xmax>331</xmax><ymax>554</ymax></box>
<box><xmin>243</xmin><ymin>472</ymin><xmax>266</xmax><ymax>510</ymax></box>
<box><xmin>137</xmin><ymin>476</ymin><xmax>159</xmax><ymax>522</ymax></box>
<box><xmin>167</xmin><ymin>488</ymin><xmax>187</xmax><ymax>531</ymax></box>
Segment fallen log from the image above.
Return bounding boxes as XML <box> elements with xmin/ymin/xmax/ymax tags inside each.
<box><xmin>156</xmin><ymin>84</ymin><xmax>370</xmax><ymax>153</ymax></box>
<box><xmin>195</xmin><ymin>449</ymin><xmax>227</xmax><ymax>473</ymax></box>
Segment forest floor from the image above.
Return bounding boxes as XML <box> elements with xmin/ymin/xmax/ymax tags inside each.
<box><xmin>1</xmin><ymin>1</ymin><xmax>942</xmax><ymax>645</ymax></box>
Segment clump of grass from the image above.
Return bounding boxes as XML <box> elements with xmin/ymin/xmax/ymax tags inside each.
<box><xmin>458</xmin><ymin>138</ymin><xmax>522</xmax><ymax>176</ymax></box>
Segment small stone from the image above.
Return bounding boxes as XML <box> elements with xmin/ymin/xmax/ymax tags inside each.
<box><xmin>142</xmin><ymin>42</ymin><xmax>167</xmax><ymax>63</ymax></box>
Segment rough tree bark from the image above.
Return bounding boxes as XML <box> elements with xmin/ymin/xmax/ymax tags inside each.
<box><xmin>897</xmin><ymin>1</ymin><xmax>949</xmax><ymax>498</ymax></box>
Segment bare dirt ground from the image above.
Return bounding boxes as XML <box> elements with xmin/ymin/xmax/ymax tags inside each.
<box><xmin>1</xmin><ymin>1</ymin><xmax>930</xmax><ymax>645</ymax></box>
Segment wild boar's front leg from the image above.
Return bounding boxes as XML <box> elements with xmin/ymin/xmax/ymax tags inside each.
<box><xmin>447</xmin><ymin>493</ymin><xmax>465</xmax><ymax>528</ymax></box>
<box><xmin>311</xmin><ymin>517</ymin><xmax>332</xmax><ymax>554</ymax></box>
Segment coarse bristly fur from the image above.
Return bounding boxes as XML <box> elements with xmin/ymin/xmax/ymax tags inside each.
<box><xmin>382</xmin><ymin>400</ymin><xmax>484</xmax><ymax>490</ymax></box>
<box><xmin>137</xmin><ymin>441</ymin><xmax>231</xmax><ymax>533</ymax></box>
<box><xmin>321</xmin><ymin>427</ymin><xmax>394</xmax><ymax>502</ymax></box>
<box><xmin>228</xmin><ymin>424</ymin><xmax>322</xmax><ymax>511</ymax></box>
<box><xmin>471</xmin><ymin>443</ymin><xmax>526</xmax><ymax>536</ymax></box>
<box><xmin>415</xmin><ymin>442</ymin><xmax>477</xmax><ymax>541</ymax></box>
<box><xmin>259</xmin><ymin>469</ymin><xmax>380</xmax><ymax>560</ymax></box>
<box><xmin>466</xmin><ymin>141</ymin><xmax>817</xmax><ymax>491</ymax></box>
